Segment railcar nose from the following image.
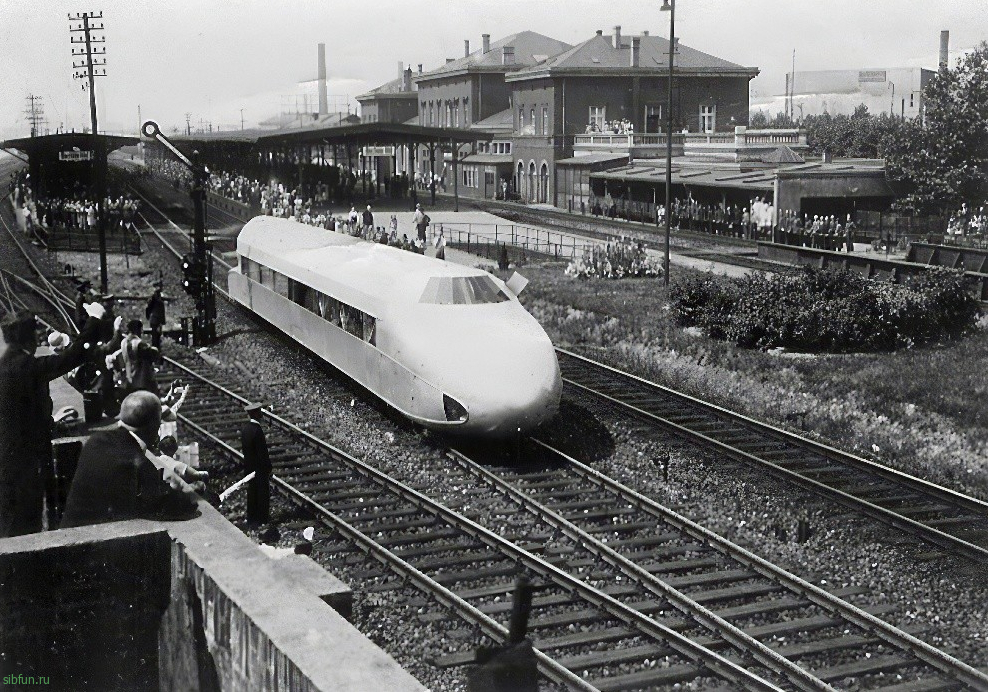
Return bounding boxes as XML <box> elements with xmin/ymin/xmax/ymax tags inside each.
<box><xmin>452</xmin><ymin>331</ymin><xmax>562</xmax><ymax>438</ymax></box>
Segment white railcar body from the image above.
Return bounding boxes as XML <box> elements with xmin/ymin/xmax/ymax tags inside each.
<box><xmin>229</xmin><ymin>216</ymin><xmax>561</xmax><ymax>437</ymax></box>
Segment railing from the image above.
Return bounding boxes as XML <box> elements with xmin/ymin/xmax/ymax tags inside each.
<box><xmin>436</xmin><ymin>221</ymin><xmax>605</xmax><ymax>262</ymax></box>
<box><xmin>41</xmin><ymin>225</ymin><xmax>143</xmax><ymax>255</ymax></box>
<box><xmin>573</xmin><ymin>129</ymin><xmax>807</xmax><ymax>148</ymax></box>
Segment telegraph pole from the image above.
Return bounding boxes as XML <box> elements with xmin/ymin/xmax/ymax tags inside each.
<box><xmin>24</xmin><ymin>95</ymin><xmax>46</xmax><ymax>137</ymax></box>
<box><xmin>69</xmin><ymin>11</ymin><xmax>109</xmax><ymax>294</ymax></box>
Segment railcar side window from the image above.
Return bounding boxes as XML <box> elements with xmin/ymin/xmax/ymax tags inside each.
<box><xmin>246</xmin><ymin>259</ymin><xmax>376</xmax><ymax>345</ymax></box>
<box><xmin>419</xmin><ymin>276</ymin><xmax>509</xmax><ymax>304</ymax></box>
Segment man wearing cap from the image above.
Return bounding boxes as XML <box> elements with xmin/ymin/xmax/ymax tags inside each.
<box><xmin>145</xmin><ymin>282</ymin><xmax>166</xmax><ymax>350</ymax></box>
<box><xmin>0</xmin><ymin>303</ymin><xmax>105</xmax><ymax>537</ymax></box>
<box><xmin>240</xmin><ymin>403</ymin><xmax>270</xmax><ymax>526</ymax></box>
<box><xmin>61</xmin><ymin>391</ymin><xmax>203</xmax><ymax>528</ymax></box>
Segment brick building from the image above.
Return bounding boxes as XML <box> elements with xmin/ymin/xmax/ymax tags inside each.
<box><xmin>503</xmin><ymin>26</ymin><xmax>759</xmax><ymax>204</ymax></box>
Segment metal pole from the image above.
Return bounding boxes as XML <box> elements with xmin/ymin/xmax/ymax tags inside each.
<box><xmin>664</xmin><ymin>0</ymin><xmax>675</xmax><ymax>287</ymax></box>
<box><xmin>452</xmin><ymin>139</ymin><xmax>459</xmax><ymax>212</ymax></box>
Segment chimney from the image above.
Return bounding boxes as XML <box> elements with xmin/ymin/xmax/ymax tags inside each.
<box><xmin>642</xmin><ymin>30</ymin><xmax>649</xmax><ymax>36</ymax></box>
<box><xmin>464</xmin><ymin>39</ymin><xmax>470</xmax><ymax>57</ymax></box>
<box><xmin>482</xmin><ymin>33</ymin><xmax>490</xmax><ymax>53</ymax></box>
<box><xmin>596</xmin><ymin>29</ymin><xmax>603</xmax><ymax>36</ymax></box>
<box><xmin>446</xmin><ymin>58</ymin><xmax>455</xmax><ymax>64</ymax></box>
<box><xmin>631</xmin><ymin>36</ymin><xmax>641</xmax><ymax>67</ymax></box>
<box><xmin>502</xmin><ymin>46</ymin><xmax>515</xmax><ymax>65</ymax></box>
<box><xmin>317</xmin><ymin>43</ymin><xmax>328</xmax><ymax>116</ymax></box>
<box><xmin>939</xmin><ymin>30</ymin><xmax>950</xmax><ymax>70</ymax></box>
<box><xmin>613</xmin><ymin>25</ymin><xmax>622</xmax><ymax>48</ymax></box>
<box><xmin>402</xmin><ymin>67</ymin><xmax>412</xmax><ymax>92</ymax></box>
<box><xmin>418</xmin><ymin>63</ymin><xmax>423</xmax><ymax>74</ymax></box>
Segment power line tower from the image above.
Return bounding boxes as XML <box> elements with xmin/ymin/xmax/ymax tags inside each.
<box><xmin>24</xmin><ymin>95</ymin><xmax>46</xmax><ymax>137</ymax></box>
<box><xmin>69</xmin><ymin>10</ymin><xmax>109</xmax><ymax>293</ymax></box>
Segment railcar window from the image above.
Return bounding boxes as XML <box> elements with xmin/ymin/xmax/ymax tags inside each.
<box><xmin>419</xmin><ymin>276</ymin><xmax>509</xmax><ymax>304</ymax></box>
<box><xmin>247</xmin><ymin>260</ymin><xmax>376</xmax><ymax>345</ymax></box>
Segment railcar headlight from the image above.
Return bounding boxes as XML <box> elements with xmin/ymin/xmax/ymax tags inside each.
<box><xmin>443</xmin><ymin>394</ymin><xmax>468</xmax><ymax>422</ymax></box>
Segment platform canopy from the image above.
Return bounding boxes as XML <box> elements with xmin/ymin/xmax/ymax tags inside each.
<box><xmin>174</xmin><ymin>122</ymin><xmax>490</xmax><ymax>149</ymax></box>
<box><xmin>1</xmin><ymin>132</ymin><xmax>139</xmax><ymax>158</ymax></box>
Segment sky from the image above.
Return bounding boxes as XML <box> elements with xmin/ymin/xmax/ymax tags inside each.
<box><xmin>1</xmin><ymin>0</ymin><xmax>986</xmax><ymax>140</ymax></box>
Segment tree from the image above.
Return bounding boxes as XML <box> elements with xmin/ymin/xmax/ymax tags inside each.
<box><xmin>884</xmin><ymin>43</ymin><xmax>988</xmax><ymax>215</ymax></box>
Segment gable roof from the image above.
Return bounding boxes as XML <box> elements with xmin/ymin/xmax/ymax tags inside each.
<box><xmin>506</xmin><ymin>33</ymin><xmax>758</xmax><ymax>81</ymax></box>
<box><xmin>356</xmin><ymin>76</ymin><xmax>417</xmax><ymax>102</ymax></box>
<box><xmin>415</xmin><ymin>31</ymin><xmax>571</xmax><ymax>83</ymax></box>
<box><xmin>760</xmin><ymin>146</ymin><xmax>804</xmax><ymax>165</ymax></box>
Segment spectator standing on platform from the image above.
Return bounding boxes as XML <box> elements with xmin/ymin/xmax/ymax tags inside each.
<box><xmin>145</xmin><ymin>282</ymin><xmax>166</xmax><ymax>350</ymax></box>
<box><xmin>108</xmin><ymin>320</ymin><xmax>160</xmax><ymax>396</ymax></box>
<box><xmin>240</xmin><ymin>403</ymin><xmax>271</xmax><ymax>526</ymax></box>
<box><xmin>413</xmin><ymin>203</ymin><xmax>428</xmax><ymax>242</ymax></box>
<box><xmin>61</xmin><ymin>391</ymin><xmax>201</xmax><ymax>528</ymax></box>
<box><xmin>362</xmin><ymin>205</ymin><xmax>374</xmax><ymax>237</ymax></box>
<box><xmin>0</xmin><ymin>303</ymin><xmax>104</xmax><ymax>537</ymax></box>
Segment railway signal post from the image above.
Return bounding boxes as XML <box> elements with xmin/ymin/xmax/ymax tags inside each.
<box><xmin>141</xmin><ymin>120</ymin><xmax>217</xmax><ymax>346</ymax></box>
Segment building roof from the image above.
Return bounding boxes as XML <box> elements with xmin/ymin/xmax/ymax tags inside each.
<box><xmin>461</xmin><ymin>154</ymin><xmax>514</xmax><ymax>165</ymax></box>
<box><xmin>506</xmin><ymin>33</ymin><xmax>758</xmax><ymax>81</ymax></box>
<box><xmin>356</xmin><ymin>76</ymin><xmax>417</xmax><ymax>102</ymax></box>
<box><xmin>556</xmin><ymin>153</ymin><xmax>630</xmax><ymax>166</ymax></box>
<box><xmin>470</xmin><ymin>108</ymin><xmax>514</xmax><ymax>133</ymax></box>
<box><xmin>760</xmin><ymin>146</ymin><xmax>804</xmax><ymax>165</ymax></box>
<box><xmin>415</xmin><ymin>31</ymin><xmax>572</xmax><ymax>82</ymax></box>
<box><xmin>2</xmin><ymin>132</ymin><xmax>139</xmax><ymax>155</ymax></box>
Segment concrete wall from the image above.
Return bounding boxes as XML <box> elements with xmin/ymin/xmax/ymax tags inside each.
<box><xmin>0</xmin><ymin>501</ymin><xmax>425</xmax><ymax>692</ymax></box>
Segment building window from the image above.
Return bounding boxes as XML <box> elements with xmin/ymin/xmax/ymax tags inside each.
<box><xmin>542</xmin><ymin>106</ymin><xmax>549</xmax><ymax>136</ymax></box>
<box><xmin>518</xmin><ymin>107</ymin><xmax>524</xmax><ymax>130</ymax></box>
<box><xmin>645</xmin><ymin>104</ymin><xmax>662</xmax><ymax>133</ymax></box>
<box><xmin>909</xmin><ymin>93</ymin><xmax>915</xmax><ymax>108</ymax></box>
<box><xmin>462</xmin><ymin>166</ymin><xmax>478</xmax><ymax>188</ymax></box>
<box><xmin>700</xmin><ymin>105</ymin><xmax>716</xmax><ymax>133</ymax></box>
<box><xmin>428</xmin><ymin>103</ymin><xmax>434</xmax><ymax>126</ymax></box>
<box><xmin>589</xmin><ymin>105</ymin><xmax>606</xmax><ymax>130</ymax></box>
<box><xmin>453</xmin><ymin>100</ymin><xmax>460</xmax><ymax>128</ymax></box>
<box><xmin>446</xmin><ymin>101</ymin><xmax>453</xmax><ymax>128</ymax></box>
<box><xmin>530</xmin><ymin>108</ymin><xmax>536</xmax><ymax>133</ymax></box>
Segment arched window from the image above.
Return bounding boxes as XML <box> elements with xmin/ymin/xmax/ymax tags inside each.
<box><xmin>539</xmin><ymin>162</ymin><xmax>549</xmax><ymax>203</ymax></box>
<box><xmin>528</xmin><ymin>161</ymin><xmax>537</xmax><ymax>203</ymax></box>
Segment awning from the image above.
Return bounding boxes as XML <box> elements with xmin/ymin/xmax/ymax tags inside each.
<box><xmin>556</xmin><ymin>153</ymin><xmax>629</xmax><ymax>166</ymax></box>
<box><xmin>461</xmin><ymin>154</ymin><xmax>513</xmax><ymax>165</ymax></box>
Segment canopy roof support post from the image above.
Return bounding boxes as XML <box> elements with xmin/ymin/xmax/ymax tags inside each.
<box><xmin>429</xmin><ymin>142</ymin><xmax>436</xmax><ymax>206</ymax></box>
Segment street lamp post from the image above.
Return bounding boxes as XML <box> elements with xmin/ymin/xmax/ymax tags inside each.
<box><xmin>661</xmin><ymin>0</ymin><xmax>675</xmax><ymax>286</ymax></box>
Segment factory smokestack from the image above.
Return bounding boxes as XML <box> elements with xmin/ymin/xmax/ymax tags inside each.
<box><xmin>939</xmin><ymin>30</ymin><xmax>950</xmax><ymax>71</ymax></box>
<box><xmin>318</xmin><ymin>43</ymin><xmax>328</xmax><ymax>115</ymax></box>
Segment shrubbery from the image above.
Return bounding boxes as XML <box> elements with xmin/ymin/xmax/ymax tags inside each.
<box><xmin>670</xmin><ymin>267</ymin><xmax>981</xmax><ymax>352</ymax></box>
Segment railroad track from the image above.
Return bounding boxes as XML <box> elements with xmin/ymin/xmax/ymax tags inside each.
<box><xmin>556</xmin><ymin>348</ymin><xmax>988</xmax><ymax>564</ymax></box>
<box><xmin>448</xmin><ymin>442</ymin><xmax>988</xmax><ymax>690</ymax></box>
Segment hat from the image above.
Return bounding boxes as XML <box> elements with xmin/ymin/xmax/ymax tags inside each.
<box><xmin>77</xmin><ymin>280</ymin><xmax>92</xmax><ymax>291</ymax></box>
<box><xmin>244</xmin><ymin>403</ymin><xmax>263</xmax><ymax>413</ymax></box>
<box><xmin>99</xmin><ymin>294</ymin><xmax>116</xmax><ymax>303</ymax></box>
<box><xmin>47</xmin><ymin>332</ymin><xmax>70</xmax><ymax>349</ymax></box>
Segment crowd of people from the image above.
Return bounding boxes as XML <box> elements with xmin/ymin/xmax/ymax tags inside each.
<box><xmin>585</xmin><ymin>118</ymin><xmax>635</xmax><ymax>135</ymax></box>
<box><xmin>9</xmin><ymin>171</ymin><xmax>141</xmax><ymax>241</ymax></box>
<box><xmin>948</xmin><ymin>204</ymin><xmax>988</xmax><ymax>239</ymax></box>
<box><xmin>565</xmin><ymin>238</ymin><xmax>661</xmax><ymax>279</ymax></box>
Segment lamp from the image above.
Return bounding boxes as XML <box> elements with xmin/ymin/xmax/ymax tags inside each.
<box><xmin>660</xmin><ymin>0</ymin><xmax>675</xmax><ymax>286</ymax></box>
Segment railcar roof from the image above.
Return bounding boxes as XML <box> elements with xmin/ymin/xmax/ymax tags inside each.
<box><xmin>236</xmin><ymin>216</ymin><xmax>497</xmax><ymax>315</ymax></box>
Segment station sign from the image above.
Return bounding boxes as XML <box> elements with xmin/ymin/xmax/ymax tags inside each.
<box><xmin>361</xmin><ymin>146</ymin><xmax>395</xmax><ymax>157</ymax></box>
<box><xmin>858</xmin><ymin>70</ymin><xmax>888</xmax><ymax>83</ymax></box>
<box><xmin>59</xmin><ymin>150</ymin><xmax>94</xmax><ymax>162</ymax></box>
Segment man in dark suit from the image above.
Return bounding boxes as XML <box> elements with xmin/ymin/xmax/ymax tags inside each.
<box><xmin>240</xmin><ymin>403</ymin><xmax>270</xmax><ymax>526</ymax></box>
<box><xmin>0</xmin><ymin>305</ymin><xmax>104</xmax><ymax>537</ymax></box>
<box><xmin>145</xmin><ymin>282</ymin><xmax>166</xmax><ymax>350</ymax></box>
<box><xmin>61</xmin><ymin>391</ymin><xmax>203</xmax><ymax>528</ymax></box>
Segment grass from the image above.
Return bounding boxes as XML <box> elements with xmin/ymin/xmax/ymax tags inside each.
<box><xmin>504</xmin><ymin>261</ymin><xmax>988</xmax><ymax>499</ymax></box>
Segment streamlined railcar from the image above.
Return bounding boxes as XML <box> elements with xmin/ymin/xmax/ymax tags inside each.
<box><xmin>228</xmin><ymin>216</ymin><xmax>561</xmax><ymax>437</ymax></box>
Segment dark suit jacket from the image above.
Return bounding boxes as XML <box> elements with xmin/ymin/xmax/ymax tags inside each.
<box><xmin>61</xmin><ymin>428</ymin><xmax>196</xmax><ymax>528</ymax></box>
<box><xmin>240</xmin><ymin>420</ymin><xmax>270</xmax><ymax>476</ymax></box>
<box><xmin>0</xmin><ymin>316</ymin><xmax>100</xmax><ymax>483</ymax></box>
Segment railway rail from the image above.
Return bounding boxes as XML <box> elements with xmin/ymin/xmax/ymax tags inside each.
<box><xmin>556</xmin><ymin>349</ymin><xmax>988</xmax><ymax>564</ymax></box>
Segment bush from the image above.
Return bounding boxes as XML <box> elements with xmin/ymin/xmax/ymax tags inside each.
<box><xmin>670</xmin><ymin>266</ymin><xmax>981</xmax><ymax>352</ymax></box>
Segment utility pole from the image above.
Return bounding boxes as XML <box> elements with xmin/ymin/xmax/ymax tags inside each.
<box><xmin>185</xmin><ymin>112</ymin><xmax>192</xmax><ymax>135</ymax></box>
<box><xmin>69</xmin><ymin>10</ymin><xmax>109</xmax><ymax>294</ymax></box>
<box><xmin>240</xmin><ymin>108</ymin><xmax>245</xmax><ymax>130</ymax></box>
<box><xmin>24</xmin><ymin>95</ymin><xmax>46</xmax><ymax>137</ymax></box>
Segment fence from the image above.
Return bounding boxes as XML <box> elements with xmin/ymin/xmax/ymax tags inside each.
<box><xmin>40</xmin><ymin>225</ymin><xmax>143</xmax><ymax>255</ymax></box>
<box><xmin>851</xmin><ymin>210</ymin><xmax>948</xmax><ymax>243</ymax></box>
<box><xmin>435</xmin><ymin>221</ymin><xmax>598</xmax><ymax>262</ymax></box>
